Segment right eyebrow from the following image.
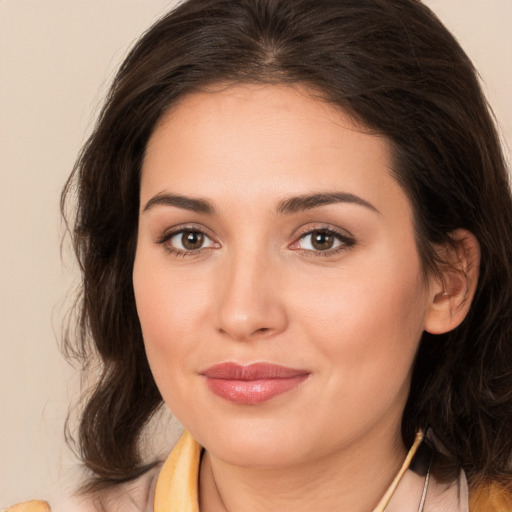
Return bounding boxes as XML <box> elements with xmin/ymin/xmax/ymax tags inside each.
<box><xmin>142</xmin><ymin>193</ymin><xmax>215</xmax><ymax>214</ymax></box>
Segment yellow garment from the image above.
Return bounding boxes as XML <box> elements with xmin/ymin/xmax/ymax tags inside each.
<box><xmin>154</xmin><ymin>430</ymin><xmax>201</xmax><ymax>512</ymax></box>
<box><xmin>3</xmin><ymin>501</ymin><xmax>50</xmax><ymax>512</ymax></box>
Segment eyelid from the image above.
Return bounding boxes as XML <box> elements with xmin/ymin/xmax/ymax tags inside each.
<box><xmin>288</xmin><ymin>223</ymin><xmax>356</xmax><ymax>255</ymax></box>
<box><xmin>293</xmin><ymin>222</ymin><xmax>354</xmax><ymax>240</ymax></box>
<box><xmin>155</xmin><ymin>223</ymin><xmax>220</xmax><ymax>255</ymax></box>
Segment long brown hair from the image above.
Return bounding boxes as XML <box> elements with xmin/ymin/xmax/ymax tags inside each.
<box><xmin>62</xmin><ymin>0</ymin><xmax>512</xmax><ymax>491</ymax></box>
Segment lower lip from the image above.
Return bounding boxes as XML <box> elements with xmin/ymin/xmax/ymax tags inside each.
<box><xmin>205</xmin><ymin>375</ymin><xmax>309</xmax><ymax>405</ymax></box>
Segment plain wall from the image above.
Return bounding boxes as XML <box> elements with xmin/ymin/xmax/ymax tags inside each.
<box><xmin>1</xmin><ymin>0</ymin><xmax>511</xmax><ymax>505</ymax></box>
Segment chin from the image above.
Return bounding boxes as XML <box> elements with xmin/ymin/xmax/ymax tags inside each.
<box><xmin>212</xmin><ymin>435</ymin><xmax>302</xmax><ymax>468</ymax></box>
<box><xmin>191</xmin><ymin>415</ymin><xmax>310</xmax><ymax>468</ymax></box>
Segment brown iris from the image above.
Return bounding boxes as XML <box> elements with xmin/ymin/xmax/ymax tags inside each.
<box><xmin>182</xmin><ymin>231</ymin><xmax>204</xmax><ymax>250</ymax></box>
<box><xmin>311</xmin><ymin>231</ymin><xmax>335</xmax><ymax>251</ymax></box>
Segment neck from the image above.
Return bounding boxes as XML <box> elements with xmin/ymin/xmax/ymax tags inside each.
<box><xmin>199</xmin><ymin>424</ymin><xmax>407</xmax><ymax>512</ymax></box>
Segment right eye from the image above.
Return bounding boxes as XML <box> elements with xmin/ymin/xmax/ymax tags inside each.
<box><xmin>159</xmin><ymin>228</ymin><xmax>219</xmax><ymax>256</ymax></box>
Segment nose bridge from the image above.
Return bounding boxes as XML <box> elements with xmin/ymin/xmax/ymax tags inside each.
<box><xmin>215</xmin><ymin>241</ymin><xmax>287</xmax><ymax>341</ymax></box>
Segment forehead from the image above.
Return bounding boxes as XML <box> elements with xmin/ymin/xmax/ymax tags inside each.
<box><xmin>141</xmin><ymin>84</ymin><xmax>407</xmax><ymax>218</ymax></box>
<box><xmin>146</xmin><ymin>84</ymin><xmax>377</xmax><ymax>163</ymax></box>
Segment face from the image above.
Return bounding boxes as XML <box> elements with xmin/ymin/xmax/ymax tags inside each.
<box><xmin>133</xmin><ymin>84</ymin><xmax>435</xmax><ymax>468</ymax></box>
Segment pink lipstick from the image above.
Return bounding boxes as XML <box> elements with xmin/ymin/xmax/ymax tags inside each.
<box><xmin>201</xmin><ymin>363</ymin><xmax>310</xmax><ymax>405</ymax></box>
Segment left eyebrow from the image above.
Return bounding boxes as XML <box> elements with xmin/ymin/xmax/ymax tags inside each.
<box><xmin>276</xmin><ymin>192</ymin><xmax>380</xmax><ymax>215</ymax></box>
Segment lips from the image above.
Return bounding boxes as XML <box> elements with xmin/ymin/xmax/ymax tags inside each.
<box><xmin>201</xmin><ymin>362</ymin><xmax>310</xmax><ymax>405</ymax></box>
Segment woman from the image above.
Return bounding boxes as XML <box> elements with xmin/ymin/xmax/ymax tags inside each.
<box><xmin>8</xmin><ymin>0</ymin><xmax>512</xmax><ymax>510</ymax></box>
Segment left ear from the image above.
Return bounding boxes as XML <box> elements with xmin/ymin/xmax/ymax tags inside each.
<box><xmin>424</xmin><ymin>229</ymin><xmax>480</xmax><ymax>335</ymax></box>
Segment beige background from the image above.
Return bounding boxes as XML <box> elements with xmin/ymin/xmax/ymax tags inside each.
<box><xmin>1</xmin><ymin>0</ymin><xmax>511</xmax><ymax>506</ymax></box>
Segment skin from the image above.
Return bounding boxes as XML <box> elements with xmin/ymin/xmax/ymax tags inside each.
<box><xmin>133</xmin><ymin>84</ymin><xmax>474</xmax><ymax>511</ymax></box>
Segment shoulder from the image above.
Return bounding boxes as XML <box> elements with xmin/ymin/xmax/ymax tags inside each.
<box><xmin>4</xmin><ymin>463</ymin><xmax>162</xmax><ymax>512</ymax></box>
<box><xmin>62</xmin><ymin>463</ymin><xmax>161</xmax><ymax>512</ymax></box>
<box><xmin>469</xmin><ymin>482</ymin><xmax>512</xmax><ymax>512</ymax></box>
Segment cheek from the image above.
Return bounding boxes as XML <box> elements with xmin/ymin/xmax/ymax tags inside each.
<box><xmin>133</xmin><ymin>235</ymin><xmax>212</xmax><ymax>337</ymax></box>
<box><xmin>132</xmin><ymin>249</ymin><xmax>204</xmax><ymax>390</ymax></box>
<box><xmin>290</xmin><ymin>248</ymin><xmax>428</xmax><ymax>399</ymax></box>
<box><xmin>135</xmin><ymin>274</ymin><xmax>203</xmax><ymax>345</ymax></box>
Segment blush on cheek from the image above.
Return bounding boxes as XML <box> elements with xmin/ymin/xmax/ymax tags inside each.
<box><xmin>322</xmin><ymin>270</ymin><xmax>424</xmax><ymax>377</ymax></box>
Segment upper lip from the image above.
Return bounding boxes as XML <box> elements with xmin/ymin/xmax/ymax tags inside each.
<box><xmin>201</xmin><ymin>362</ymin><xmax>310</xmax><ymax>380</ymax></box>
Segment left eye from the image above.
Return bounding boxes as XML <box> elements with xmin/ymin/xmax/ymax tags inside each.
<box><xmin>168</xmin><ymin>230</ymin><xmax>215</xmax><ymax>251</ymax></box>
<box><xmin>296</xmin><ymin>230</ymin><xmax>346</xmax><ymax>251</ymax></box>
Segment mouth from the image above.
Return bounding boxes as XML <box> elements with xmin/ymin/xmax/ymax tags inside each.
<box><xmin>200</xmin><ymin>362</ymin><xmax>310</xmax><ymax>405</ymax></box>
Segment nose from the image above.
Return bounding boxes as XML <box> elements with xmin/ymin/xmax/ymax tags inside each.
<box><xmin>214</xmin><ymin>248</ymin><xmax>288</xmax><ymax>342</ymax></box>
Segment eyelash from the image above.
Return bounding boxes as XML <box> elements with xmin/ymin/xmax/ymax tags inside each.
<box><xmin>289</xmin><ymin>225</ymin><xmax>356</xmax><ymax>257</ymax></box>
<box><xmin>156</xmin><ymin>225</ymin><xmax>355</xmax><ymax>258</ymax></box>
<box><xmin>156</xmin><ymin>224</ymin><xmax>218</xmax><ymax>257</ymax></box>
